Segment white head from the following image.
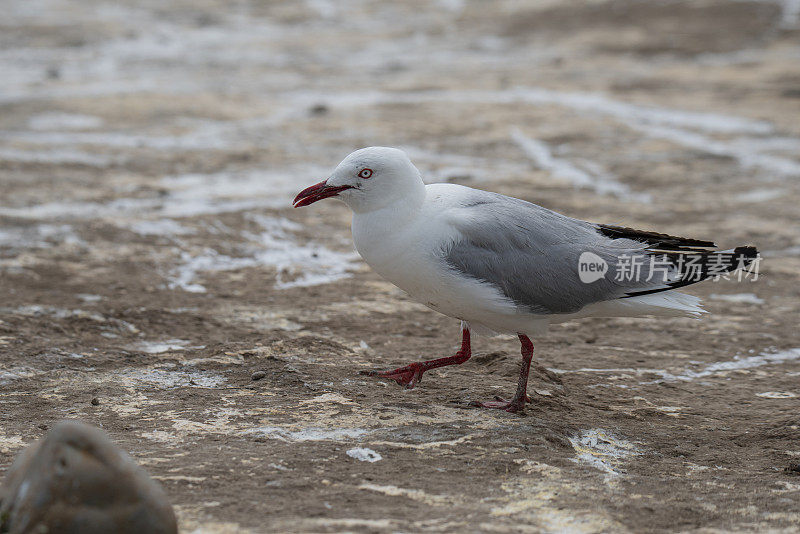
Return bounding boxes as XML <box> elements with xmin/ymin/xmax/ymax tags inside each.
<box><xmin>293</xmin><ymin>147</ymin><xmax>425</xmax><ymax>213</ymax></box>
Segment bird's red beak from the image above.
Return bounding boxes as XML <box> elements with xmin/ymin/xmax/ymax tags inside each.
<box><xmin>293</xmin><ymin>180</ymin><xmax>353</xmax><ymax>208</ymax></box>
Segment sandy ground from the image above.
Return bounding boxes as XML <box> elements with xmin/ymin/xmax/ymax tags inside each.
<box><xmin>2</xmin><ymin>0</ymin><xmax>800</xmax><ymax>532</ymax></box>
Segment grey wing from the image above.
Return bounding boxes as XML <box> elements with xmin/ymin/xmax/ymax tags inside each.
<box><xmin>442</xmin><ymin>189</ymin><xmax>751</xmax><ymax>315</ymax></box>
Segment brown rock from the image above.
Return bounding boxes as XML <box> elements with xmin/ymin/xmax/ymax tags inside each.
<box><xmin>251</xmin><ymin>370</ymin><xmax>267</xmax><ymax>381</ymax></box>
<box><xmin>0</xmin><ymin>420</ymin><xmax>177</xmax><ymax>534</ymax></box>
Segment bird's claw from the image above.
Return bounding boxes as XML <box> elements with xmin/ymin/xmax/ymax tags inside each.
<box><xmin>360</xmin><ymin>363</ymin><xmax>425</xmax><ymax>389</ymax></box>
<box><xmin>469</xmin><ymin>394</ymin><xmax>532</xmax><ymax>413</ymax></box>
<box><xmin>494</xmin><ymin>394</ymin><xmax>533</xmax><ymax>403</ymax></box>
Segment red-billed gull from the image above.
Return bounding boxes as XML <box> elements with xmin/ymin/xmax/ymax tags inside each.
<box><xmin>293</xmin><ymin>147</ymin><xmax>758</xmax><ymax>413</ymax></box>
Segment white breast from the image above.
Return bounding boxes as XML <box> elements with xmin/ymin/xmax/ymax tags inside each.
<box><xmin>351</xmin><ymin>185</ymin><xmax>522</xmax><ymax>329</ymax></box>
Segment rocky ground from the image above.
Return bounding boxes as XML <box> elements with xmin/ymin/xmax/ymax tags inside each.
<box><xmin>1</xmin><ymin>0</ymin><xmax>800</xmax><ymax>532</ymax></box>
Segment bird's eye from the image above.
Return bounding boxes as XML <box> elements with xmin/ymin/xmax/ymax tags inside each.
<box><xmin>358</xmin><ymin>168</ymin><xmax>373</xmax><ymax>179</ymax></box>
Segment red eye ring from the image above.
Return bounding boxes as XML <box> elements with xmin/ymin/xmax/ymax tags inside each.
<box><xmin>358</xmin><ymin>168</ymin><xmax>373</xmax><ymax>179</ymax></box>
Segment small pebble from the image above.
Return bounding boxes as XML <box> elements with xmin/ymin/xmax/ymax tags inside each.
<box><xmin>346</xmin><ymin>447</ymin><xmax>382</xmax><ymax>463</ymax></box>
<box><xmin>91</xmin><ymin>397</ymin><xmax>100</xmax><ymax>406</ymax></box>
<box><xmin>251</xmin><ymin>371</ymin><xmax>267</xmax><ymax>381</ymax></box>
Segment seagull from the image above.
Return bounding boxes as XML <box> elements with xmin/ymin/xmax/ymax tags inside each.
<box><xmin>293</xmin><ymin>147</ymin><xmax>758</xmax><ymax>413</ymax></box>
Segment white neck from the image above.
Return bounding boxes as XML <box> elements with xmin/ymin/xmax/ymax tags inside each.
<box><xmin>350</xmin><ymin>181</ymin><xmax>427</xmax><ymax>261</ymax></box>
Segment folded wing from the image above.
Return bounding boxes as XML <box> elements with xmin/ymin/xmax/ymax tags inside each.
<box><xmin>442</xmin><ymin>190</ymin><xmax>757</xmax><ymax>315</ymax></box>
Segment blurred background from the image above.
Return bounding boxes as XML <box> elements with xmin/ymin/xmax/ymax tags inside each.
<box><xmin>1</xmin><ymin>1</ymin><xmax>800</xmax><ymax>532</ymax></box>
<box><xmin>1</xmin><ymin>0</ymin><xmax>799</xmax><ymax>284</ymax></box>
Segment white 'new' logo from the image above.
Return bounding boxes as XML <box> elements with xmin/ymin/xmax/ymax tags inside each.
<box><xmin>578</xmin><ymin>251</ymin><xmax>608</xmax><ymax>283</ymax></box>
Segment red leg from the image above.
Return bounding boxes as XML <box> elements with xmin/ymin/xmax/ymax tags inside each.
<box><xmin>473</xmin><ymin>334</ymin><xmax>534</xmax><ymax>413</ymax></box>
<box><xmin>360</xmin><ymin>325</ymin><xmax>471</xmax><ymax>388</ymax></box>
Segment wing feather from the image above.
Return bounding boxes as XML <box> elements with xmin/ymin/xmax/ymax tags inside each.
<box><xmin>441</xmin><ymin>189</ymin><xmax>757</xmax><ymax>315</ymax></box>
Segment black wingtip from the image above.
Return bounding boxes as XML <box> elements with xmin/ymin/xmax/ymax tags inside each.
<box><xmin>733</xmin><ymin>245</ymin><xmax>758</xmax><ymax>259</ymax></box>
<box><xmin>730</xmin><ymin>245</ymin><xmax>759</xmax><ymax>270</ymax></box>
<box><xmin>596</xmin><ymin>224</ymin><xmax>716</xmax><ymax>249</ymax></box>
<box><xmin>620</xmin><ymin>244</ymin><xmax>760</xmax><ymax>299</ymax></box>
